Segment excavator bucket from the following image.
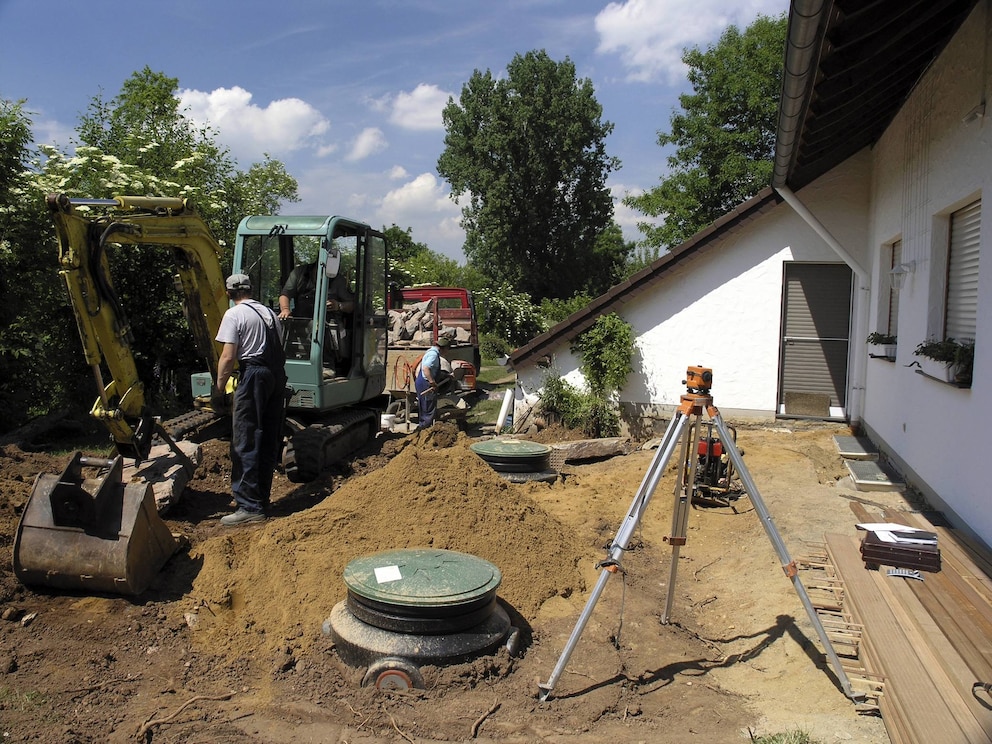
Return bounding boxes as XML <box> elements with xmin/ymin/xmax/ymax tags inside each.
<box><xmin>13</xmin><ymin>452</ymin><xmax>178</xmax><ymax>596</ymax></box>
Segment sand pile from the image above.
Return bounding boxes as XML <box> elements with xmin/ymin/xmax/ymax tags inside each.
<box><xmin>184</xmin><ymin>431</ymin><xmax>587</xmax><ymax>656</ymax></box>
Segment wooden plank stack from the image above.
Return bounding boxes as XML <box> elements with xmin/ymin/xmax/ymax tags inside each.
<box><xmin>816</xmin><ymin>505</ymin><xmax>992</xmax><ymax>743</ymax></box>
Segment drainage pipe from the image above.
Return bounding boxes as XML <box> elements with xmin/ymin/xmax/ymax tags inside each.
<box><xmin>495</xmin><ymin>388</ymin><xmax>514</xmax><ymax>432</ymax></box>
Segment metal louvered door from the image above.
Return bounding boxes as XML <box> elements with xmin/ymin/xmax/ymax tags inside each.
<box><xmin>779</xmin><ymin>263</ymin><xmax>853</xmax><ymax>418</ymax></box>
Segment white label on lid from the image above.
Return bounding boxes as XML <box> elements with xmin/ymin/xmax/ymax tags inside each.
<box><xmin>374</xmin><ymin>565</ymin><xmax>403</xmax><ymax>583</ymax></box>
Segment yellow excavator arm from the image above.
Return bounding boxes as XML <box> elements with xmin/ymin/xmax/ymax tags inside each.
<box><xmin>47</xmin><ymin>193</ymin><xmax>230</xmax><ymax>461</ymax></box>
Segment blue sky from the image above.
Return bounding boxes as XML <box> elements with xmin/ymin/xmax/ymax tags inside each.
<box><xmin>0</xmin><ymin>0</ymin><xmax>787</xmax><ymax>261</ymax></box>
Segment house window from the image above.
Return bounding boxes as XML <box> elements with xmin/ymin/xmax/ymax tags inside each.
<box><xmin>885</xmin><ymin>239</ymin><xmax>901</xmax><ymax>338</ymax></box>
<box><xmin>945</xmin><ymin>199</ymin><xmax>980</xmax><ymax>343</ymax></box>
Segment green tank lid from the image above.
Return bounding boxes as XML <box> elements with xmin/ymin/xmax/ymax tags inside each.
<box><xmin>343</xmin><ymin>549</ymin><xmax>501</xmax><ymax>608</ymax></box>
<box><xmin>469</xmin><ymin>439</ymin><xmax>551</xmax><ymax>459</ymax></box>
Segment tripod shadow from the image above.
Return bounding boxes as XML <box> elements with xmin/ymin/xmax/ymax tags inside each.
<box><xmin>552</xmin><ymin>613</ymin><xmax>844</xmax><ymax>699</ymax></box>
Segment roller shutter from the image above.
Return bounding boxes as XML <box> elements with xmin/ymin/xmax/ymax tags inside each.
<box><xmin>780</xmin><ymin>263</ymin><xmax>853</xmax><ymax>414</ymax></box>
<box><xmin>945</xmin><ymin>199</ymin><xmax>980</xmax><ymax>342</ymax></box>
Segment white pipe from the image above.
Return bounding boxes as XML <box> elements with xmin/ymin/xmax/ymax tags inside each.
<box><xmin>776</xmin><ymin>185</ymin><xmax>868</xmax><ymax>280</ymax></box>
<box><xmin>776</xmin><ymin>185</ymin><xmax>869</xmax><ymax>423</ymax></box>
<box><xmin>495</xmin><ymin>388</ymin><xmax>514</xmax><ymax>431</ymax></box>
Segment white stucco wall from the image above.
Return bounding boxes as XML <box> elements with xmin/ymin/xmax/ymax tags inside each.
<box><xmin>862</xmin><ymin>3</ymin><xmax>992</xmax><ymax>547</ymax></box>
<box><xmin>516</xmin><ymin>1</ymin><xmax>991</xmax><ymax>549</ymax></box>
<box><xmin>516</xmin><ymin>154</ymin><xmax>871</xmax><ymax>427</ymax></box>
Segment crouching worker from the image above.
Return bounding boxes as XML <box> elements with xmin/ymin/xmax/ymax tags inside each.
<box><xmin>213</xmin><ymin>273</ymin><xmax>287</xmax><ymax>525</ymax></box>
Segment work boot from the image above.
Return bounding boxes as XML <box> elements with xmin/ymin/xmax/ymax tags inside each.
<box><xmin>220</xmin><ymin>508</ymin><xmax>266</xmax><ymax>526</ymax></box>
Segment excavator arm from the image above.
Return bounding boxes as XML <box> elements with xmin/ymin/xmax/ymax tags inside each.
<box><xmin>47</xmin><ymin>193</ymin><xmax>230</xmax><ymax>461</ymax></box>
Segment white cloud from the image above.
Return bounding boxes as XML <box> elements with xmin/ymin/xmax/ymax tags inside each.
<box><xmin>389</xmin><ymin>84</ymin><xmax>453</xmax><ymax>131</ymax></box>
<box><xmin>30</xmin><ymin>115</ymin><xmax>75</xmax><ymax>150</ymax></box>
<box><xmin>178</xmin><ymin>86</ymin><xmax>330</xmax><ymax>159</ymax></box>
<box><xmin>347</xmin><ymin>128</ymin><xmax>388</xmax><ymax>161</ymax></box>
<box><xmin>388</xmin><ymin>165</ymin><xmax>409</xmax><ymax>180</ymax></box>
<box><xmin>595</xmin><ymin>0</ymin><xmax>786</xmax><ymax>84</ymax></box>
<box><xmin>291</xmin><ymin>166</ymin><xmax>466</xmax><ymax>262</ymax></box>
<box><xmin>380</xmin><ymin>173</ymin><xmax>453</xmax><ymax>217</ymax></box>
<box><xmin>378</xmin><ymin>173</ymin><xmax>464</xmax><ymax>258</ymax></box>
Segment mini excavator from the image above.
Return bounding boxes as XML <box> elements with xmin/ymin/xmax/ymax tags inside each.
<box><xmin>13</xmin><ymin>194</ymin><xmax>390</xmax><ymax>595</ymax></box>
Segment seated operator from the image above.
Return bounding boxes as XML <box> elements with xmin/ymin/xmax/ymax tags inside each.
<box><xmin>278</xmin><ymin>262</ymin><xmax>355</xmax><ymax>372</ymax></box>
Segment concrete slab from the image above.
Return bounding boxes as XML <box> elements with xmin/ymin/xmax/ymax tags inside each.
<box><xmin>834</xmin><ymin>435</ymin><xmax>879</xmax><ymax>460</ymax></box>
<box><xmin>845</xmin><ymin>459</ymin><xmax>905</xmax><ymax>492</ymax></box>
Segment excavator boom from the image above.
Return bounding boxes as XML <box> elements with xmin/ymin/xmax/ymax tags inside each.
<box><xmin>47</xmin><ymin>193</ymin><xmax>229</xmax><ymax>461</ymax></box>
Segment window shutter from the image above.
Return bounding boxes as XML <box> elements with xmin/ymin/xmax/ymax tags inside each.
<box><xmin>945</xmin><ymin>199</ymin><xmax>981</xmax><ymax>342</ymax></box>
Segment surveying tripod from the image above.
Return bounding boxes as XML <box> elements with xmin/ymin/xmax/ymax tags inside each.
<box><xmin>538</xmin><ymin>366</ymin><xmax>863</xmax><ymax>703</ymax></box>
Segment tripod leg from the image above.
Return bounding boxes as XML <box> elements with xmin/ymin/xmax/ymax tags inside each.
<box><xmin>662</xmin><ymin>413</ymin><xmax>701</xmax><ymax>623</ymax></box>
<box><xmin>538</xmin><ymin>411</ymin><xmax>692</xmax><ymax>701</ymax></box>
<box><xmin>711</xmin><ymin>411</ymin><xmax>864</xmax><ymax>702</ymax></box>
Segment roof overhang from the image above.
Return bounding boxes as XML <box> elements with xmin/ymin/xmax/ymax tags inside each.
<box><xmin>773</xmin><ymin>0</ymin><xmax>980</xmax><ymax>190</ymax></box>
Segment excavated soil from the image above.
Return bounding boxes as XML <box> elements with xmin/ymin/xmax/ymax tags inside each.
<box><xmin>0</xmin><ymin>420</ymin><xmax>906</xmax><ymax>743</ymax></box>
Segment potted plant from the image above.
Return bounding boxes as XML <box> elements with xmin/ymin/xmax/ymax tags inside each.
<box><xmin>913</xmin><ymin>337</ymin><xmax>974</xmax><ymax>385</ymax></box>
<box><xmin>866</xmin><ymin>332</ymin><xmax>897</xmax><ymax>359</ymax></box>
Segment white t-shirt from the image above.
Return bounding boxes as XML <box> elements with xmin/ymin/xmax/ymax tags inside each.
<box><xmin>216</xmin><ymin>300</ymin><xmax>283</xmax><ymax>361</ymax></box>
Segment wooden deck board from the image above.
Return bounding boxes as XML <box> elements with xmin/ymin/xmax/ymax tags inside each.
<box><xmin>826</xmin><ymin>533</ymin><xmax>970</xmax><ymax>744</ymax></box>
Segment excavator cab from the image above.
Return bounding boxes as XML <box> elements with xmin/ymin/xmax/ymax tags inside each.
<box><xmin>232</xmin><ymin>216</ymin><xmax>390</xmax><ymax>482</ymax></box>
<box><xmin>233</xmin><ymin>215</ymin><xmax>388</xmax><ymax>409</ymax></box>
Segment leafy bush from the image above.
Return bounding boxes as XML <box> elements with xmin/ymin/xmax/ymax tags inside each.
<box><xmin>570</xmin><ymin>312</ymin><xmax>634</xmax><ymax>398</ymax></box>
<box><xmin>537</xmin><ymin>374</ymin><xmax>621</xmax><ymax>438</ymax></box>
<box><xmin>539</xmin><ymin>293</ymin><xmax>592</xmax><ymax>326</ymax></box>
<box><xmin>537</xmin><ymin>313</ymin><xmax>633</xmax><ymax>438</ymax></box>
<box><xmin>479</xmin><ymin>333</ymin><xmax>511</xmax><ymax>361</ymax></box>
<box><xmin>474</xmin><ymin>283</ymin><xmax>545</xmax><ymax>345</ymax></box>
<box><xmin>537</xmin><ymin>374</ymin><xmax>585</xmax><ymax>428</ymax></box>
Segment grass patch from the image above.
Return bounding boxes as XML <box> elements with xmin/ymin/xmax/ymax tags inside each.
<box><xmin>466</xmin><ymin>361</ymin><xmax>515</xmax><ymax>430</ymax></box>
<box><xmin>466</xmin><ymin>395</ymin><xmax>505</xmax><ymax>428</ymax></box>
<box><xmin>0</xmin><ymin>685</ymin><xmax>49</xmax><ymax>711</ymax></box>
<box><xmin>750</xmin><ymin>730</ymin><xmax>820</xmax><ymax>744</ymax></box>
<box><xmin>476</xmin><ymin>360</ymin><xmax>514</xmax><ymax>386</ymax></box>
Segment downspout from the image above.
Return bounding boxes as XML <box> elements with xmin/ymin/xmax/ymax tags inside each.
<box><xmin>775</xmin><ymin>185</ymin><xmax>870</xmax><ymax>424</ymax></box>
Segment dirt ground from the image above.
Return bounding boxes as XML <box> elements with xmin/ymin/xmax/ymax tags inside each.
<box><xmin>0</xmin><ymin>417</ymin><xmax>909</xmax><ymax>743</ymax></box>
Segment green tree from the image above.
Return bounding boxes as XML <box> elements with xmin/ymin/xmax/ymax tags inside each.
<box><xmin>72</xmin><ymin>67</ymin><xmax>298</xmax><ymax>248</ymax></box>
<box><xmin>438</xmin><ymin>50</ymin><xmax>622</xmax><ymax>302</ymax></box>
<box><xmin>626</xmin><ymin>14</ymin><xmax>787</xmax><ymax>251</ymax></box>
<box><xmin>539</xmin><ymin>293</ymin><xmax>593</xmax><ymax>326</ymax></box>
<box><xmin>26</xmin><ymin>69</ymin><xmax>298</xmax><ymax>415</ymax></box>
<box><xmin>383</xmin><ymin>224</ymin><xmax>429</xmax><ymax>263</ymax></box>
<box><xmin>0</xmin><ymin>99</ymin><xmax>82</xmax><ymax>428</ymax></box>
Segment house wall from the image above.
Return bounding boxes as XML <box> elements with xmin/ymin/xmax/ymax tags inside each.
<box><xmin>515</xmin><ymin>155</ymin><xmax>871</xmax><ymax>438</ymax></box>
<box><xmin>862</xmin><ymin>3</ymin><xmax>992</xmax><ymax>548</ymax></box>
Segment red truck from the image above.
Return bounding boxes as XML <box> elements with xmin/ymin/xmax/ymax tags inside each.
<box><xmin>384</xmin><ymin>285</ymin><xmax>482</xmax><ymax>422</ymax></box>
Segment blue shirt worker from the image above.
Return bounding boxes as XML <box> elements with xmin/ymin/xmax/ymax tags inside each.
<box><xmin>414</xmin><ymin>336</ymin><xmax>452</xmax><ymax>429</ymax></box>
<box><xmin>214</xmin><ymin>273</ymin><xmax>287</xmax><ymax>525</ymax></box>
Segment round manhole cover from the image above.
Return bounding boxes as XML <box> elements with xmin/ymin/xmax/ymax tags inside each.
<box><xmin>343</xmin><ymin>548</ymin><xmax>501</xmax><ymax>610</ymax></box>
<box><xmin>470</xmin><ymin>439</ymin><xmax>552</xmax><ymax>472</ymax></box>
